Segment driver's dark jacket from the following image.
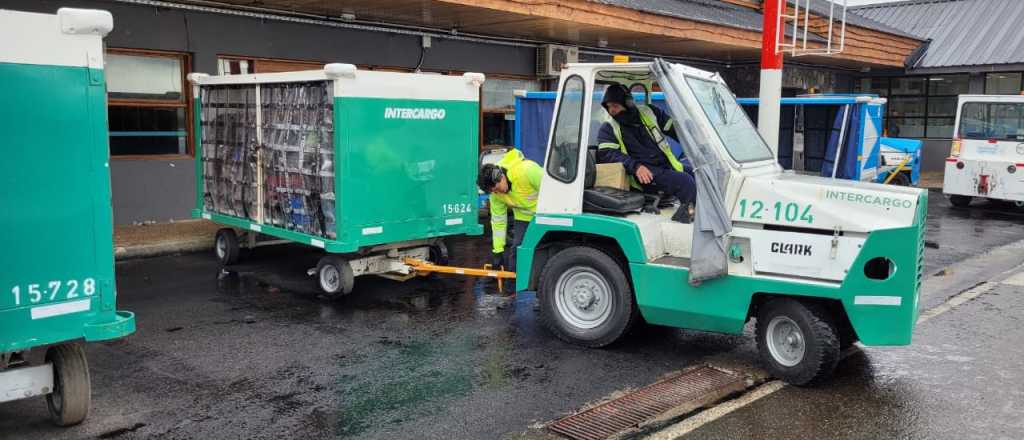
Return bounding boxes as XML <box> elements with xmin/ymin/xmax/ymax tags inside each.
<box><xmin>596</xmin><ymin>105</ymin><xmax>678</xmax><ymax>175</ymax></box>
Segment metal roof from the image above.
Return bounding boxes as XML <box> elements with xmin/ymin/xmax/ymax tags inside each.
<box><xmin>852</xmin><ymin>0</ymin><xmax>1024</xmax><ymax>68</ymax></box>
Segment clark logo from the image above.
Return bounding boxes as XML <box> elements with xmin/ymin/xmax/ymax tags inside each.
<box><xmin>384</xmin><ymin>107</ymin><xmax>446</xmax><ymax>120</ymax></box>
<box><xmin>771</xmin><ymin>242</ymin><xmax>812</xmax><ymax>256</ymax></box>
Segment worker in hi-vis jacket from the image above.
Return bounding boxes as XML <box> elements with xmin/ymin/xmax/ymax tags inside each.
<box><xmin>477</xmin><ymin>149</ymin><xmax>542</xmax><ymax>273</ymax></box>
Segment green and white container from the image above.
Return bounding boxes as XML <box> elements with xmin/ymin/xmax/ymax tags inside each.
<box><xmin>190</xmin><ymin>64</ymin><xmax>485</xmax><ymax>294</ymax></box>
<box><xmin>0</xmin><ymin>8</ymin><xmax>136</xmax><ymax>426</ymax></box>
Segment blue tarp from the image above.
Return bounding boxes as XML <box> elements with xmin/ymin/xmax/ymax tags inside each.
<box><xmin>821</xmin><ymin>104</ymin><xmax>862</xmax><ymax>179</ymax></box>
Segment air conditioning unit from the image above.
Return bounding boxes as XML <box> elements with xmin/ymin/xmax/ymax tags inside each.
<box><xmin>537</xmin><ymin>44</ymin><xmax>579</xmax><ymax>77</ymax></box>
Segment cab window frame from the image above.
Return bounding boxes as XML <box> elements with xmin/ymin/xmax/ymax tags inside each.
<box><xmin>545</xmin><ymin>74</ymin><xmax>587</xmax><ymax>183</ymax></box>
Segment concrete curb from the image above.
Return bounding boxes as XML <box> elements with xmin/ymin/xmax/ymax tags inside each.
<box><xmin>114</xmin><ymin>238</ymin><xmax>212</xmax><ymax>261</ymax></box>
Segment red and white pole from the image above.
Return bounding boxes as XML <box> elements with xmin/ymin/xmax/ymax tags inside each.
<box><xmin>758</xmin><ymin>0</ymin><xmax>784</xmax><ymax>158</ymax></box>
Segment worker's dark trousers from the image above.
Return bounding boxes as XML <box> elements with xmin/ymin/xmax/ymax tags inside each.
<box><xmin>505</xmin><ymin>220</ymin><xmax>530</xmax><ymax>272</ymax></box>
<box><xmin>641</xmin><ymin>165</ymin><xmax>697</xmax><ymax>205</ymax></box>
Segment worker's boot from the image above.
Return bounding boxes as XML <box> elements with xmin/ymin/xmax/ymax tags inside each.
<box><xmin>671</xmin><ymin>204</ymin><xmax>692</xmax><ymax>224</ymax></box>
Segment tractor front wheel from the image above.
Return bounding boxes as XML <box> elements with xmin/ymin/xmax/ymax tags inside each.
<box><xmin>538</xmin><ymin>246</ymin><xmax>638</xmax><ymax>348</ymax></box>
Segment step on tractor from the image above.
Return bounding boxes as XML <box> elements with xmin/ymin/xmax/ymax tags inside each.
<box><xmin>516</xmin><ymin>60</ymin><xmax>927</xmax><ymax>385</ymax></box>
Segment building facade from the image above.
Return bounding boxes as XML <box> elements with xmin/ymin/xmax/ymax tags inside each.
<box><xmin>851</xmin><ymin>0</ymin><xmax>1024</xmax><ymax>172</ymax></box>
<box><xmin>5</xmin><ymin>0</ymin><xmax>919</xmax><ymax>224</ymax></box>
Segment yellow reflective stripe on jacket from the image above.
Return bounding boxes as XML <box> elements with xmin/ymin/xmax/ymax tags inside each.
<box><xmin>490</xmin><ymin>149</ymin><xmax>542</xmax><ymax>253</ymax></box>
<box><xmin>490</xmin><ymin>194</ymin><xmax>509</xmax><ymax>253</ymax></box>
<box><xmin>607</xmin><ymin>105</ymin><xmax>684</xmax><ymax>174</ymax></box>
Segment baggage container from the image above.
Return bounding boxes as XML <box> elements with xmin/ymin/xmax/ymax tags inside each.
<box><xmin>189</xmin><ymin>65</ymin><xmax>485</xmax><ymax>294</ymax></box>
<box><xmin>0</xmin><ymin>8</ymin><xmax>135</xmax><ymax>426</ymax></box>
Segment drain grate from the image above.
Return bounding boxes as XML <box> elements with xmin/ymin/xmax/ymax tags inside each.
<box><xmin>548</xmin><ymin>365</ymin><xmax>746</xmax><ymax>440</ymax></box>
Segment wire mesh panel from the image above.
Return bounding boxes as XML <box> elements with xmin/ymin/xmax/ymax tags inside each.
<box><xmin>260</xmin><ymin>81</ymin><xmax>335</xmax><ymax>238</ymax></box>
<box><xmin>200</xmin><ymin>85</ymin><xmax>259</xmax><ymax>221</ymax></box>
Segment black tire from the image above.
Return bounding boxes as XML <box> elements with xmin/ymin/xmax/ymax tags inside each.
<box><xmin>46</xmin><ymin>344</ymin><xmax>91</xmax><ymax>427</ymax></box>
<box><xmin>887</xmin><ymin>172</ymin><xmax>911</xmax><ymax>186</ymax></box>
<box><xmin>755</xmin><ymin>299</ymin><xmax>840</xmax><ymax>386</ymax></box>
<box><xmin>429</xmin><ymin>240</ymin><xmax>450</xmax><ymax>266</ymax></box>
<box><xmin>538</xmin><ymin>246</ymin><xmax>638</xmax><ymax>348</ymax></box>
<box><xmin>317</xmin><ymin>255</ymin><xmax>354</xmax><ymax>297</ymax></box>
<box><xmin>949</xmin><ymin>195</ymin><xmax>972</xmax><ymax>208</ymax></box>
<box><xmin>838</xmin><ymin>321</ymin><xmax>859</xmax><ymax>351</ymax></box>
<box><xmin>214</xmin><ymin>228</ymin><xmax>240</xmax><ymax>265</ymax></box>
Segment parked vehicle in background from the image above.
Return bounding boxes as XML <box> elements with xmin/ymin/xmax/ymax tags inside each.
<box><xmin>944</xmin><ymin>95</ymin><xmax>1024</xmax><ymax>207</ymax></box>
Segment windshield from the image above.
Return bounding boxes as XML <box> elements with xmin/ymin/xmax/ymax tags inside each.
<box><xmin>959</xmin><ymin>102</ymin><xmax>1024</xmax><ymax>141</ymax></box>
<box><xmin>685</xmin><ymin>76</ymin><xmax>774</xmax><ymax>163</ymax></box>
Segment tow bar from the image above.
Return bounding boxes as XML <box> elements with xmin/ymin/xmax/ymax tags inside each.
<box><xmin>402</xmin><ymin>258</ymin><xmax>517</xmax><ymax>293</ymax></box>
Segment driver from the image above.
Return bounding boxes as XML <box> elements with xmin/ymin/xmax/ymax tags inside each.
<box><xmin>596</xmin><ymin>84</ymin><xmax>696</xmax><ymax>223</ymax></box>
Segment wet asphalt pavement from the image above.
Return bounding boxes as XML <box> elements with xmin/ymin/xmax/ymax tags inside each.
<box><xmin>2</xmin><ymin>190</ymin><xmax>1024</xmax><ymax>440</ymax></box>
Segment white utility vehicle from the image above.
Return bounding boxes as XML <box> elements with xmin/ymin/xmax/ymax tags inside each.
<box><xmin>943</xmin><ymin>94</ymin><xmax>1024</xmax><ymax>207</ymax></box>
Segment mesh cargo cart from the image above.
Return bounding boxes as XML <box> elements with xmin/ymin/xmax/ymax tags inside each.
<box><xmin>190</xmin><ymin>65</ymin><xmax>486</xmax><ymax>295</ymax></box>
<box><xmin>0</xmin><ymin>8</ymin><xmax>136</xmax><ymax>426</ymax></box>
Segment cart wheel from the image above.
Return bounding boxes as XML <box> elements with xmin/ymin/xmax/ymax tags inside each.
<box><xmin>215</xmin><ymin>228</ymin><xmax>240</xmax><ymax>265</ymax></box>
<box><xmin>429</xmin><ymin>240</ymin><xmax>450</xmax><ymax>266</ymax></box>
<box><xmin>317</xmin><ymin>256</ymin><xmax>354</xmax><ymax>297</ymax></box>
<box><xmin>887</xmin><ymin>172</ymin><xmax>911</xmax><ymax>186</ymax></box>
<box><xmin>756</xmin><ymin>299</ymin><xmax>840</xmax><ymax>386</ymax></box>
<box><xmin>46</xmin><ymin>343</ymin><xmax>91</xmax><ymax>427</ymax></box>
<box><xmin>949</xmin><ymin>195</ymin><xmax>972</xmax><ymax>208</ymax></box>
<box><xmin>538</xmin><ymin>246</ymin><xmax>638</xmax><ymax>348</ymax></box>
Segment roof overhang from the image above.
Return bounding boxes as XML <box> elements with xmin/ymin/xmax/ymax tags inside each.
<box><xmin>169</xmin><ymin>0</ymin><xmax>922</xmax><ymax>69</ymax></box>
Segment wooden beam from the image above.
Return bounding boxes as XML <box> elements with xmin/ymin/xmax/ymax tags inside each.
<box><xmin>436</xmin><ymin>0</ymin><xmax>916</xmax><ymax>67</ymax></box>
<box><xmin>720</xmin><ymin>0</ymin><xmax>762</xmax><ymax>9</ymax></box>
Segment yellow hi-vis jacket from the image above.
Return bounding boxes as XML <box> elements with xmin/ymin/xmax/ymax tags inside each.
<box><xmin>489</xmin><ymin>149</ymin><xmax>542</xmax><ymax>253</ymax></box>
<box><xmin>599</xmin><ymin>104</ymin><xmax>684</xmax><ymax>188</ymax></box>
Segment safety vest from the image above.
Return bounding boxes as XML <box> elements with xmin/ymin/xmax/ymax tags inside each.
<box><xmin>601</xmin><ymin>105</ymin><xmax>684</xmax><ymax>187</ymax></box>
<box><xmin>489</xmin><ymin>149</ymin><xmax>541</xmax><ymax>253</ymax></box>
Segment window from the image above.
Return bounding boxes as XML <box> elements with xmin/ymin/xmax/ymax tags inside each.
<box><xmin>984</xmin><ymin>73</ymin><xmax>1023</xmax><ymax>95</ymax></box>
<box><xmin>107</xmin><ymin>49</ymin><xmax>190</xmax><ymax>157</ymax></box>
<box><xmin>959</xmin><ymin>102</ymin><xmax>1024</xmax><ymax>141</ymax></box>
<box><xmin>853</xmin><ymin>78</ymin><xmax>889</xmax><ymax>97</ymax></box>
<box><xmin>218</xmin><ymin>56</ymin><xmax>324</xmax><ymax>75</ymax></box>
<box><xmin>546</xmin><ymin>75</ymin><xmax>585</xmax><ymax>183</ymax></box>
<box><xmin>481</xmin><ymin>77</ymin><xmax>541</xmax><ymax>148</ymax></box>
<box><xmin>925</xmin><ymin>75</ymin><xmax>968</xmax><ymax>138</ymax></box>
<box><xmin>219</xmin><ymin>58</ymin><xmax>254</xmax><ymax>75</ymax></box>
<box><xmin>687</xmin><ymin>76</ymin><xmax>773</xmax><ymax>163</ymax></box>
<box><xmin>857</xmin><ymin>74</ymin><xmax>968</xmax><ymax>139</ymax></box>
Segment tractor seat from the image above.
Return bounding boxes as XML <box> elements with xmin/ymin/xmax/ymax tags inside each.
<box><xmin>582</xmin><ymin>148</ymin><xmax>646</xmax><ymax>215</ymax></box>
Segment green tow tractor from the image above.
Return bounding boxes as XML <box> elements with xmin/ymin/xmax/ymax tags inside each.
<box><xmin>515</xmin><ymin>60</ymin><xmax>926</xmax><ymax>385</ymax></box>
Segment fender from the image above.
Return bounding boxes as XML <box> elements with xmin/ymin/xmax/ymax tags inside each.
<box><xmin>515</xmin><ymin>213</ymin><xmax>647</xmax><ymax>291</ymax></box>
